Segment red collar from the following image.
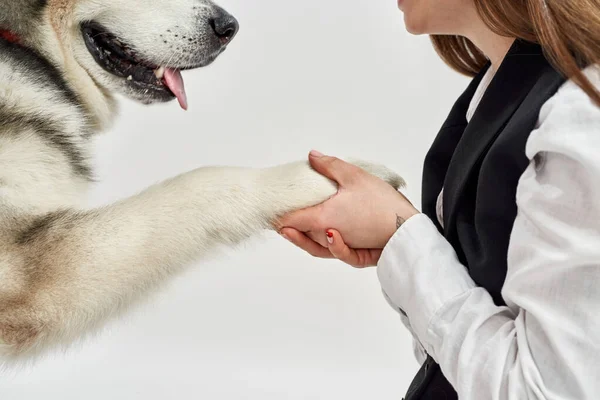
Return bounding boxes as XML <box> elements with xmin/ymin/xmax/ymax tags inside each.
<box><xmin>0</xmin><ymin>29</ymin><xmax>21</xmax><ymax>45</ymax></box>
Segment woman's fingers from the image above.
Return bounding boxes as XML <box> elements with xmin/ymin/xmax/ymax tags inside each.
<box><xmin>279</xmin><ymin>227</ymin><xmax>382</xmax><ymax>267</ymax></box>
<box><xmin>280</xmin><ymin>228</ymin><xmax>333</xmax><ymax>259</ymax></box>
<box><xmin>326</xmin><ymin>229</ymin><xmax>382</xmax><ymax>268</ymax></box>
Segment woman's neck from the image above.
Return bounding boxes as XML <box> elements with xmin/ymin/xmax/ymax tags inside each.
<box><xmin>465</xmin><ymin>24</ymin><xmax>516</xmax><ymax>71</ymax></box>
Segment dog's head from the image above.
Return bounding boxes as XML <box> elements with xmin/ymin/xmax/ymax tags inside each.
<box><xmin>1</xmin><ymin>0</ymin><xmax>239</xmax><ymax>110</ymax></box>
<box><xmin>72</xmin><ymin>0</ymin><xmax>239</xmax><ymax>109</ymax></box>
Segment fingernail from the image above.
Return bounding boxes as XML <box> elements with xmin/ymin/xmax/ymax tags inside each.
<box><xmin>326</xmin><ymin>230</ymin><xmax>334</xmax><ymax>244</ymax></box>
<box><xmin>310</xmin><ymin>150</ymin><xmax>324</xmax><ymax>158</ymax></box>
<box><xmin>281</xmin><ymin>233</ymin><xmax>291</xmax><ymax>242</ymax></box>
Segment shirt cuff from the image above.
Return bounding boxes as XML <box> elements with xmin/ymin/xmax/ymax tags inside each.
<box><xmin>376</xmin><ymin>213</ymin><xmax>477</xmax><ymax>357</ymax></box>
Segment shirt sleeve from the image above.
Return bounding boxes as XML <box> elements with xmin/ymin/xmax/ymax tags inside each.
<box><xmin>381</xmin><ymin>290</ymin><xmax>428</xmax><ymax>365</ymax></box>
<box><xmin>377</xmin><ymin>65</ymin><xmax>600</xmax><ymax>399</ymax></box>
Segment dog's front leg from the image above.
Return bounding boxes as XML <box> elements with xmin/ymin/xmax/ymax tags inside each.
<box><xmin>0</xmin><ymin>160</ymin><xmax>401</xmax><ymax>359</ymax></box>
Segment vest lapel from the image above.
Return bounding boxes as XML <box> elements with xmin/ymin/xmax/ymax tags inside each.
<box><xmin>442</xmin><ymin>40</ymin><xmax>548</xmax><ymax>234</ymax></box>
<box><xmin>421</xmin><ymin>64</ymin><xmax>490</xmax><ymax>232</ymax></box>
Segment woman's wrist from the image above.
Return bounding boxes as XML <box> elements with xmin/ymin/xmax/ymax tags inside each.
<box><xmin>383</xmin><ymin>198</ymin><xmax>420</xmax><ymax>246</ymax></box>
<box><xmin>396</xmin><ymin>207</ymin><xmax>420</xmax><ymax>229</ymax></box>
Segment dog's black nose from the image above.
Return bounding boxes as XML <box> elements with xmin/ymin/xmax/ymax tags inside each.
<box><xmin>210</xmin><ymin>8</ymin><xmax>239</xmax><ymax>44</ymax></box>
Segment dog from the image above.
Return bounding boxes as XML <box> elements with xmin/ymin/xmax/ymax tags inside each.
<box><xmin>0</xmin><ymin>0</ymin><xmax>403</xmax><ymax>362</ymax></box>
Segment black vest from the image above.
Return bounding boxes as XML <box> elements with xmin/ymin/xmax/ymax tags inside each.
<box><xmin>403</xmin><ymin>40</ymin><xmax>566</xmax><ymax>400</ymax></box>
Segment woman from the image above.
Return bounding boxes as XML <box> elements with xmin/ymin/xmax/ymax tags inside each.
<box><xmin>278</xmin><ymin>0</ymin><xmax>600</xmax><ymax>399</ymax></box>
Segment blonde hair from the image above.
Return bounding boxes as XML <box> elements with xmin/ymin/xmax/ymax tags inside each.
<box><xmin>431</xmin><ymin>0</ymin><xmax>600</xmax><ymax>105</ymax></box>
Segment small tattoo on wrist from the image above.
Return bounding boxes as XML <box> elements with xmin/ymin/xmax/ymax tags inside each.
<box><xmin>396</xmin><ymin>214</ymin><xmax>405</xmax><ymax>229</ymax></box>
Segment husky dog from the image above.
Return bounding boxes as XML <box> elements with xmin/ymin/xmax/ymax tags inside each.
<box><xmin>0</xmin><ymin>0</ymin><xmax>403</xmax><ymax>361</ymax></box>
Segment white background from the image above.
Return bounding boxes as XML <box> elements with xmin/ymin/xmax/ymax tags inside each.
<box><xmin>1</xmin><ymin>0</ymin><xmax>467</xmax><ymax>398</ymax></box>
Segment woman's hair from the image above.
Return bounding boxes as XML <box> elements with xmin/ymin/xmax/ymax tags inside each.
<box><xmin>431</xmin><ymin>0</ymin><xmax>600</xmax><ymax>104</ymax></box>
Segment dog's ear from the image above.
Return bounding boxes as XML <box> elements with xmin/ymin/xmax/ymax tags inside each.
<box><xmin>0</xmin><ymin>0</ymin><xmax>48</xmax><ymax>37</ymax></box>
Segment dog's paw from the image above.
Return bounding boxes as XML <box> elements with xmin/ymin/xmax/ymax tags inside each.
<box><xmin>260</xmin><ymin>158</ymin><xmax>405</xmax><ymax>219</ymax></box>
<box><xmin>348</xmin><ymin>158</ymin><xmax>405</xmax><ymax>190</ymax></box>
<box><xmin>260</xmin><ymin>161</ymin><xmax>338</xmax><ymax>215</ymax></box>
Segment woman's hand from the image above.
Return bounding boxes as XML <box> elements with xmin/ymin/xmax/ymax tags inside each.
<box><xmin>278</xmin><ymin>151</ymin><xmax>419</xmax><ymax>267</ymax></box>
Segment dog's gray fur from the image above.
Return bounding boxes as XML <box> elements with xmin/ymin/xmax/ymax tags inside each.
<box><xmin>0</xmin><ymin>0</ymin><xmax>403</xmax><ymax>361</ymax></box>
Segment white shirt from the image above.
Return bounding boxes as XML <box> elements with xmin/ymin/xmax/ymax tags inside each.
<box><xmin>377</xmin><ymin>65</ymin><xmax>600</xmax><ymax>399</ymax></box>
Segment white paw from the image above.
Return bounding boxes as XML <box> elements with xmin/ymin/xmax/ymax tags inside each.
<box><xmin>261</xmin><ymin>161</ymin><xmax>337</xmax><ymax>214</ymax></box>
<box><xmin>262</xmin><ymin>158</ymin><xmax>405</xmax><ymax>217</ymax></box>
<box><xmin>347</xmin><ymin>158</ymin><xmax>405</xmax><ymax>190</ymax></box>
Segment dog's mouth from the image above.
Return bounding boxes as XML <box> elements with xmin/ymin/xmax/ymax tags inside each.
<box><xmin>81</xmin><ymin>22</ymin><xmax>197</xmax><ymax>110</ymax></box>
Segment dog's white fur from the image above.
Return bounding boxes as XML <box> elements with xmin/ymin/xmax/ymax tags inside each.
<box><xmin>0</xmin><ymin>0</ymin><xmax>403</xmax><ymax>361</ymax></box>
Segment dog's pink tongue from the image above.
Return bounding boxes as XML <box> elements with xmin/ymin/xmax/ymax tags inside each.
<box><xmin>164</xmin><ymin>68</ymin><xmax>188</xmax><ymax>110</ymax></box>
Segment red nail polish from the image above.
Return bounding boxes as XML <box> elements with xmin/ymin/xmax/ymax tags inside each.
<box><xmin>326</xmin><ymin>231</ymin><xmax>333</xmax><ymax>244</ymax></box>
<box><xmin>326</xmin><ymin>231</ymin><xmax>333</xmax><ymax>238</ymax></box>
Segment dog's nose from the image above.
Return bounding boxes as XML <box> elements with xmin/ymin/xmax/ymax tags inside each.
<box><xmin>210</xmin><ymin>9</ymin><xmax>239</xmax><ymax>44</ymax></box>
